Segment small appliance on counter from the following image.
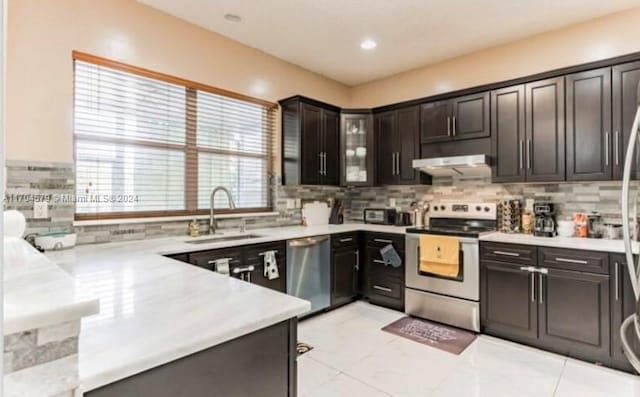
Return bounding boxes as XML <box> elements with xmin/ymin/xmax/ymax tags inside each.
<box><xmin>395</xmin><ymin>211</ymin><xmax>412</xmax><ymax>226</ymax></box>
<box><xmin>363</xmin><ymin>208</ymin><xmax>397</xmax><ymax>225</ymax></box>
<box><xmin>533</xmin><ymin>201</ymin><xmax>556</xmax><ymax>237</ymax></box>
<box><xmin>556</xmin><ymin>219</ymin><xmax>574</xmax><ymax>237</ymax></box>
<box><xmin>498</xmin><ymin>200</ymin><xmax>521</xmax><ymax>233</ymax></box>
<box><xmin>409</xmin><ymin>201</ymin><xmax>430</xmax><ymax>228</ymax></box>
<box><xmin>27</xmin><ymin>231</ymin><xmax>77</xmax><ymax>251</ymax></box>
<box><xmin>587</xmin><ymin>212</ymin><xmax>604</xmax><ymax>239</ymax></box>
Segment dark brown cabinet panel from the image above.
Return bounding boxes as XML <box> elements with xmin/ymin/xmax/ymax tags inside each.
<box><xmin>480</xmin><ymin>261</ymin><xmax>538</xmax><ymax>341</ymax></box>
<box><xmin>538</xmin><ymin>247</ymin><xmax>609</xmax><ymax>275</ymax></box>
<box><xmin>538</xmin><ymin>268</ymin><xmax>610</xmax><ymax>363</ymax></box>
<box><xmin>323</xmin><ymin>109</ymin><xmax>341</xmax><ymax>186</ymax></box>
<box><xmin>280</xmin><ymin>96</ymin><xmax>341</xmax><ymax>186</ymax></box>
<box><xmin>331</xmin><ymin>247</ymin><xmax>359</xmax><ymax>307</ymax></box>
<box><xmin>613</xmin><ymin>61</ymin><xmax>640</xmax><ymax>180</ymax></box>
<box><xmin>375</xmin><ymin>111</ymin><xmax>396</xmax><ymax>185</ymax></box>
<box><xmin>566</xmin><ymin>68</ymin><xmax>612</xmax><ymax>181</ymax></box>
<box><xmin>396</xmin><ymin>106</ymin><xmax>421</xmax><ymax>184</ymax></box>
<box><xmin>491</xmin><ymin>85</ymin><xmax>526</xmax><ymax>182</ymax></box>
<box><xmin>420</xmin><ymin>101</ymin><xmax>451</xmax><ymax>143</ymax></box>
<box><xmin>244</xmin><ymin>241</ymin><xmax>287</xmax><ymax>293</ymax></box>
<box><xmin>452</xmin><ymin>91</ymin><xmax>491</xmax><ymax>140</ymax></box>
<box><xmin>375</xmin><ymin>106</ymin><xmax>425</xmax><ymax>185</ymax></box>
<box><xmin>610</xmin><ymin>254</ymin><xmax>638</xmax><ymax>371</ymax></box>
<box><xmin>525</xmin><ymin>77</ymin><xmax>566</xmax><ymax>182</ymax></box>
<box><xmin>300</xmin><ymin>103</ymin><xmax>323</xmax><ymax>185</ymax></box>
<box><xmin>362</xmin><ymin>232</ymin><xmax>405</xmax><ymax>310</ymax></box>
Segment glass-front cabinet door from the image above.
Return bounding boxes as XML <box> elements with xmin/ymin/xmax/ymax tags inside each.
<box><xmin>341</xmin><ymin>111</ymin><xmax>374</xmax><ymax>186</ymax></box>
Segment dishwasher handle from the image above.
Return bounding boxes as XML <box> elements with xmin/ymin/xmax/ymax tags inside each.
<box><xmin>288</xmin><ymin>235</ymin><xmax>330</xmax><ymax>248</ymax></box>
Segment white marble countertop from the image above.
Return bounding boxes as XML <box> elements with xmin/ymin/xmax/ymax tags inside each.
<box><xmin>43</xmin><ymin>223</ymin><xmax>407</xmax><ymax>392</ymax></box>
<box><xmin>480</xmin><ymin>232</ymin><xmax>640</xmax><ymax>254</ymax></box>
<box><xmin>3</xmin><ymin>237</ymin><xmax>99</xmax><ymax>335</ymax></box>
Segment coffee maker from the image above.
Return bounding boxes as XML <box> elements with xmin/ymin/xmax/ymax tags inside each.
<box><xmin>533</xmin><ymin>201</ymin><xmax>556</xmax><ymax>237</ymax></box>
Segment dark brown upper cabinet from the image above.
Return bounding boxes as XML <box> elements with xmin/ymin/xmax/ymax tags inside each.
<box><xmin>279</xmin><ymin>96</ymin><xmax>341</xmax><ymax>186</ymax></box>
<box><xmin>566</xmin><ymin>68</ymin><xmax>612</xmax><ymax>181</ymax></box>
<box><xmin>420</xmin><ymin>91</ymin><xmax>490</xmax><ymax>144</ymax></box>
<box><xmin>341</xmin><ymin>111</ymin><xmax>374</xmax><ymax>186</ymax></box>
<box><xmin>613</xmin><ymin>61</ymin><xmax>640</xmax><ymax>180</ymax></box>
<box><xmin>525</xmin><ymin>77</ymin><xmax>566</xmax><ymax>182</ymax></box>
<box><xmin>491</xmin><ymin>85</ymin><xmax>526</xmax><ymax>183</ymax></box>
<box><xmin>375</xmin><ymin>106</ymin><xmax>427</xmax><ymax>185</ymax></box>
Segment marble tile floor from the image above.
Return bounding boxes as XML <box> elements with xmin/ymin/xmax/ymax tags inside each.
<box><xmin>298</xmin><ymin>301</ymin><xmax>640</xmax><ymax>397</ymax></box>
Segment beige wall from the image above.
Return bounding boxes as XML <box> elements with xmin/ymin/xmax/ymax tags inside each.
<box><xmin>351</xmin><ymin>8</ymin><xmax>640</xmax><ymax>108</ymax></box>
<box><xmin>6</xmin><ymin>0</ymin><xmax>350</xmax><ymax>163</ymax></box>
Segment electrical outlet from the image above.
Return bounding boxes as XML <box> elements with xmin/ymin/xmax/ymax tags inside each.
<box><xmin>286</xmin><ymin>199</ymin><xmax>295</xmax><ymax>209</ymax></box>
<box><xmin>34</xmin><ymin>201</ymin><xmax>49</xmax><ymax>219</ymax></box>
<box><xmin>295</xmin><ymin>198</ymin><xmax>302</xmax><ymax>209</ymax></box>
<box><xmin>389</xmin><ymin>198</ymin><xmax>396</xmax><ymax>208</ymax></box>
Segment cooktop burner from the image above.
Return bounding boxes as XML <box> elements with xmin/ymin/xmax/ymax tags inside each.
<box><xmin>406</xmin><ymin>202</ymin><xmax>498</xmax><ymax>238</ymax></box>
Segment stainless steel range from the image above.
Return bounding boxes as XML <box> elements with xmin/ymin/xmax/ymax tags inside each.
<box><xmin>405</xmin><ymin>202</ymin><xmax>497</xmax><ymax>332</ymax></box>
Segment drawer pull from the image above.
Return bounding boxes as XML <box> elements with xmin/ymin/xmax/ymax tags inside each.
<box><xmin>339</xmin><ymin>238</ymin><xmax>353</xmax><ymax>243</ymax></box>
<box><xmin>374</xmin><ymin>238</ymin><xmax>393</xmax><ymax>244</ymax></box>
<box><xmin>554</xmin><ymin>257</ymin><xmax>588</xmax><ymax>265</ymax></box>
<box><xmin>258</xmin><ymin>250</ymin><xmax>278</xmax><ymax>256</ymax></box>
<box><xmin>519</xmin><ymin>266</ymin><xmax>536</xmax><ymax>272</ymax></box>
<box><xmin>208</xmin><ymin>257</ymin><xmax>233</xmax><ymax>264</ymax></box>
<box><xmin>493</xmin><ymin>250</ymin><xmax>520</xmax><ymax>257</ymax></box>
<box><xmin>373</xmin><ymin>259</ymin><xmax>387</xmax><ymax>265</ymax></box>
<box><xmin>373</xmin><ymin>285</ymin><xmax>393</xmax><ymax>293</ymax></box>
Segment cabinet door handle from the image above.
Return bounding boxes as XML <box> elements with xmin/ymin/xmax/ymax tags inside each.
<box><xmin>447</xmin><ymin>116</ymin><xmax>451</xmax><ymax>137</ymax></box>
<box><xmin>615</xmin><ymin>262</ymin><xmax>620</xmax><ymax>301</ymax></box>
<box><xmin>318</xmin><ymin>152</ymin><xmax>323</xmax><ymax>175</ymax></box>
<box><xmin>374</xmin><ymin>239</ymin><xmax>393</xmax><ymax>244</ymax></box>
<box><xmin>396</xmin><ymin>152</ymin><xmax>401</xmax><ymax>175</ymax></box>
<box><xmin>530</xmin><ymin>272</ymin><xmax>536</xmax><ymax>302</ymax></box>
<box><xmin>391</xmin><ymin>153</ymin><xmax>396</xmax><ymax>175</ymax></box>
<box><xmin>519</xmin><ymin>140</ymin><xmax>524</xmax><ymax>170</ymax></box>
<box><xmin>339</xmin><ymin>237</ymin><xmax>353</xmax><ymax>243</ymax></box>
<box><xmin>538</xmin><ymin>273</ymin><xmax>544</xmax><ymax>304</ymax></box>
<box><xmin>554</xmin><ymin>257</ymin><xmax>588</xmax><ymax>265</ymax></box>
<box><xmin>615</xmin><ymin>130</ymin><xmax>620</xmax><ymax>166</ymax></box>
<box><xmin>452</xmin><ymin>116</ymin><xmax>457</xmax><ymax>137</ymax></box>
<box><xmin>355</xmin><ymin>250</ymin><xmax>360</xmax><ymax>271</ymax></box>
<box><xmin>373</xmin><ymin>285</ymin><xmax>393</xmax><ymax>293</ymax></box>
<box><xmin>527</xmin><ymin>140</ymin><xmax>532</xmax><ymax>169</ymax></box>
<box><xmin>323</xmin><ymin>152</ymin><xmax>327</xmax><ymax>175</ymax></box>
<box><xmin>605</xmin><ymin>131</ymin><xmax>610</xmax><ymax>166</ymax></box>
<box><xmin>493</xmin><ymin>250</ymin><xmax>520</xmax><ymax>257</ymax></box>
<box><xmin>519</xmin><ymin>266</ymin><xmax>536</xmax><ymax>272</ymax></box>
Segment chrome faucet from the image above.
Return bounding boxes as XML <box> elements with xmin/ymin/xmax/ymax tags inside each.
<box><xmin>209</xmin><ymin>186</ymin><xmax>236</xmax><ymax>234</ymax></box>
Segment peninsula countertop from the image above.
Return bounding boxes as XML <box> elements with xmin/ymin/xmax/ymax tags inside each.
<box><xmin>44</xmin><ymin>223</ymin><xmax>407</xmax><ymax>393</ymax></box>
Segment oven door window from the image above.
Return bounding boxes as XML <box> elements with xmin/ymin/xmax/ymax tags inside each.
<box><xmin>418</xmin><ymin>250</ymin><xmax>464</xmax><ymax>282</ymax></box>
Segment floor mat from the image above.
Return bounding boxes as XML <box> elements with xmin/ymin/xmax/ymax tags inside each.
<box><xmin>382</xmin><ymin>316</ymin><xmax>476</xmax><ymax>355</ymax></box>
<box><xmin>297</xmin><ymin>341</ymin><xmax>314</xmax><ymax>356</ymax></box>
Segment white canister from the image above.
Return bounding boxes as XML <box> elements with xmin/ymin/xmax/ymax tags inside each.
<box><xmin>556</xmin><ymin>220</ymin><xmax>574</xmax><ymax>237</ymax></box>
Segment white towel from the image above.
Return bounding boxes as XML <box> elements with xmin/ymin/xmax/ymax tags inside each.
<box><xmin>263</xmin><ymin>250</ymin><xmax>279</xmax><ymax>280</ymax></box>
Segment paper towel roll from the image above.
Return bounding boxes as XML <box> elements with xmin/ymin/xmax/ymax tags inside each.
<box><xmin>4</xmin><ymin>210</ymin><xmax>27</xmax><ymax>238</ymax></box>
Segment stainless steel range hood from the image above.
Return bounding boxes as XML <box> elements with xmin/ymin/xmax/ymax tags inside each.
<box><xmin>412</xmin><ymin>155</ymin><xmax>490</xmax><ymax>177</ymax></box>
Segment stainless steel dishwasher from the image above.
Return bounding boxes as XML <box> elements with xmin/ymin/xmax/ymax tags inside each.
<box><xmin>287</xmin><ymin>235</ymin><xmax>331</xmax><ymax>316</ymax></box>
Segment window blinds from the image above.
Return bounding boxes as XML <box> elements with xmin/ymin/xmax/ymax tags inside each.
<box><xmin>73</xmin><ymin>54</ymin><xmax>276</xmax><ymax>219</ymax></box>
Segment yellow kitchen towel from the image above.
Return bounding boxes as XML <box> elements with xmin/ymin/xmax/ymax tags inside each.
<box><xmin>419</xmin><ymin>235</ymin><xmax>460</xmax><ymax>277</ymax></box>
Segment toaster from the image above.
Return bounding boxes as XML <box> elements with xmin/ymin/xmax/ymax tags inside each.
<box><xmin>364</xmin><ymin>208</ymin><xmax>397</xmax><ymax>225</ymax></box>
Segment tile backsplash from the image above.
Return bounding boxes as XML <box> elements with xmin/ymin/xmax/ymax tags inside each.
<box><xmin>5</xmin><ymin>161</ymin><xmax>636</xmax><ymax>245</ymax></box>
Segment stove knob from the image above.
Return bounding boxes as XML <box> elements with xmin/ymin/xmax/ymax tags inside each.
<box><xmin>475</xmin><ymin>206</ymin><xmax>481</xmax><ymax>212</ymax></box>
<box><xmin>433</xmin><ymin>206</ymin><xmax>438</xmax><ymax>211</ymax></box>
<box><xmin>440</xmin><ymin>205</ymin><xmax>446</xmax><ymax>211</ymax></box>
<box><xmin>484</xmin><ymin>206</ymin><xmax>490</xmax><ymax>212</ymax></box>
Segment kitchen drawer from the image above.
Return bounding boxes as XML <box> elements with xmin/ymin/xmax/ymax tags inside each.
<box><xmin>538</xmin><ymin>247</ymin><xmax>609</xmax><ymax>275</ymax></box>
<box><xmin>243</xmin><ymin>241</ymin><xmax>286</xmax><ymax>265</ymax></box>
<box><xmin>366</xmin><ymin>247</ymin><xmax>404</xmax><ymax>278</ymax></box>
<box><xmin>480</xmin><ymin>242</ymin><xmax>537</xmax><ymax>266</ymax></box>
<box><xmin>368</xmin><ymin>274</ymin><xmax>404</xmax><ymax>310</ymax></box>
<box><xmin>189</xmin><ymin>248</ymin><xmax>243</xmax><ymax>271</ymax></box>
<box><xmin>365</xmin><ymin>232</ymin><xmax>405</xmax><ymax>251</ymax></box>
<box><xmin>331</xmin><ymin>232</ymin><xmax>359</xmax><ymax>249</ymax></box>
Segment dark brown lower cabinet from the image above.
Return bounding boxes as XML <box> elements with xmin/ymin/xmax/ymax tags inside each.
<box><xmin>86</xmin><ymin>319</ymin><xmax>298</xmax><ymax>397</ymax></box>
<box><xmin>610</xmin><ymin>254</ymin><xmax>639</xmax><ymax>372</ymax></box>
<box><xmin>538</xmin><ymin>268</ymin><xmax>610</xmax><ymax>363</ymax></box>
<box><xmin>480</xmin><ymin>260</ymin><xmax>538</xmax><ymax>342</ymax></box>
<box><xmin>331</xmin><ymin>241</ymin><xmax>359</xmax><ymax>307</ymax></box>
<box><xmin>363</xmin><ymin>232</ymin><xmax>405</xmax><ymax>311</ymax></box>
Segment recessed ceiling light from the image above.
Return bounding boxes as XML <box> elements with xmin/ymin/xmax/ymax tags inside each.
<box><xmin>224</xmin><ymin>13</ymin><xmax>242</xmax><ymax>23</ymax></box>
<box><xmin>360</xmin><ymin>39</ymin><xmax>377</xmax><ymax>50</ymax></box>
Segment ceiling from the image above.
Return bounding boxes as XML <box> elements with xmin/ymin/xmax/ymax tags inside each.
<box><xmin>139</xmin><ymin>0</ymin><xmax>640</xmax><ymax>86</ymax></box>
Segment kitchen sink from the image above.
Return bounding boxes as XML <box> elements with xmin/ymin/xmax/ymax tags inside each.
<box><xmin>184</xmin><ymin>234</ymin><xmax>263</xmax><ymax>244</ymax></box>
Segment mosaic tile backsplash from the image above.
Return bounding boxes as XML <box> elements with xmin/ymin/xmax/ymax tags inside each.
<box><xmin>5</xmin><ymin>161</ymin><xmax>636</xmax><ymax>245</ymax></box>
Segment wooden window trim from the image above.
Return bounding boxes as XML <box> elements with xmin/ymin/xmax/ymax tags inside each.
<box><xmin>72</xmin><ymin>51</ymin><xmax>278</xmax><ymax>109</ymax></box>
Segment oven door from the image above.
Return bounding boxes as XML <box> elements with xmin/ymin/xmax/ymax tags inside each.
<box><xmin>405</xmin><ymin>234</ymin><xmax>479</xmax><ymax>301</ymax></box>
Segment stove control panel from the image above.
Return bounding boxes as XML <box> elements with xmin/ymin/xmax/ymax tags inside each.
<box><xmin>429</xmin><ymin>202</ymin><xmax>497</xmax><ymax>220</ymax></box>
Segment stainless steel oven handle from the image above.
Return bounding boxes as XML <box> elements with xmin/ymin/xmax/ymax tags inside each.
<box><xmin>373</xmin><ymin>285</ymin><xmax>392</xmax><ymax>293</ymax></box>
<box><xmin>494</xmin><ymin>250</ymin><xmax>520</xmax><ymax>257</ymax></box>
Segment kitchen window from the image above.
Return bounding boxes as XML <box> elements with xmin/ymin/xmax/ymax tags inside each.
<box><xmin>73</xmin><ymin>52</ymin><xmax>276</xmax><ymax>220</ymax></box>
